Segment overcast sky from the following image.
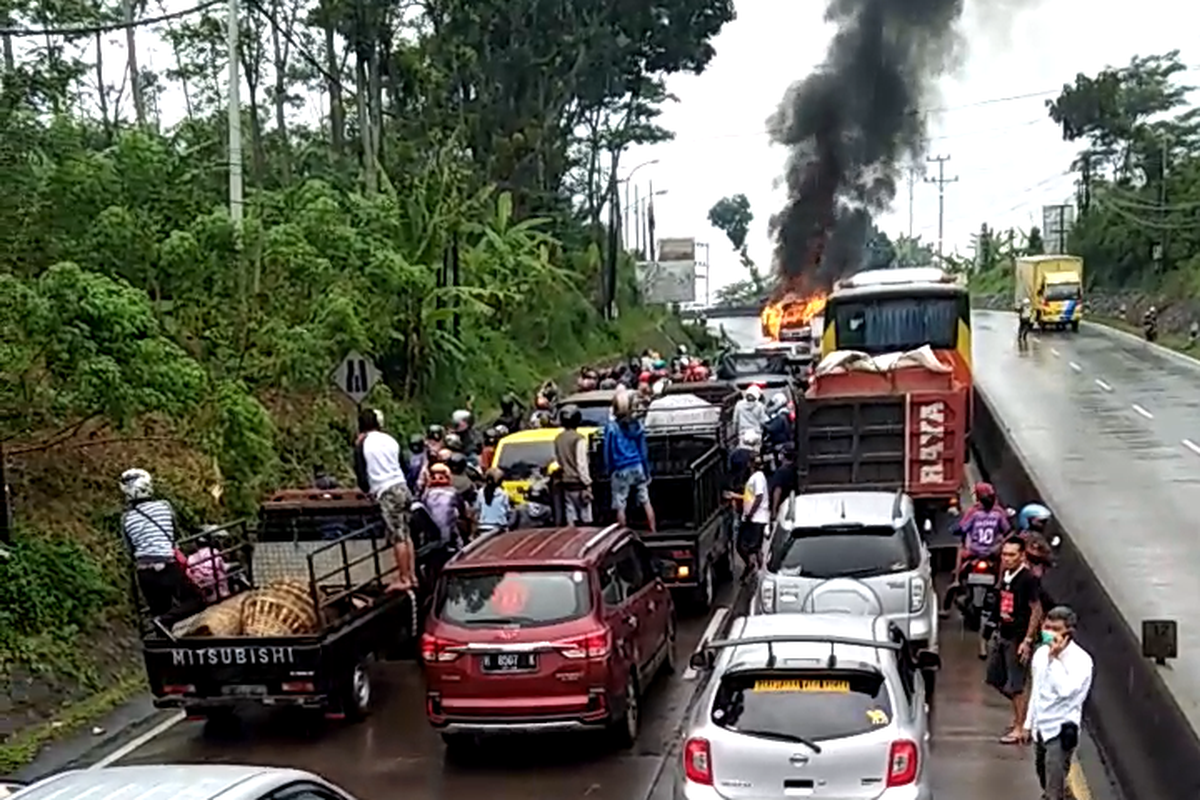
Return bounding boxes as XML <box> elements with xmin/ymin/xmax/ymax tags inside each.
<box><xmin>623</xmin><ymin>0</ymin><xmax>1200</xmax><ymax>298</ymax></box>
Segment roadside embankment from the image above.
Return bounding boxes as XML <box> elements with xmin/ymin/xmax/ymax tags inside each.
<box><xmin>971</xmin><ymin>383</ymin><xmax>1200</xmax><ymax>799</ymax></box>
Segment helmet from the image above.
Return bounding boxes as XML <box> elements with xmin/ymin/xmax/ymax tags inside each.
<box><xmin>444</xmin><ymin>432</ymin><xmax>463</xmax><ymax>451</ymax></box>
<box><xmin>973</xmin><ymin>481</ymin><xmax>996</xmax><ymax>500</ymax></box>
<box><xmin>447</xmin><ymin>452</ymin><xmax>468</xmax><ymax>473</ymax></box>
<box><xmin>745</xmin><ymin>384</ymin><xmax>763</xmax><ymax>400</ymax></box>
<box><xmin>678</xmin><ymin>344</ymin><xmax>688</xmax><ymax>354</ymax></box>
<box><xmin>120</xmin><ymin>468</ymin><xmax>153</xmax><ymax>501</ymax></box>
<box><xmin>494</xmin><ymin>424</ymin><xmax>510</xmax><ymax>437</ymax></box>
<box><xmin>638</xmin><ymin>371</ymin><xmax>652</xmax><ymax>385</ymax></box>
<box><xmin>1019</xmin><ymin>503</ymin><xmax>1052</xmax><ymax>531</ymax></box>
<box><xmin>451</xmin><ymin>409</ymin><xmax>472</xmax><ymax>427</ymax></box>
<box><xmin>408</xmin><ymin>432</ymin><xmax>426</xmax><ymax>451</ymax></box>
<box><xmin>559</xmin><ymin>404</ymin><xmax>583</xmax><ymax>428</ymax></box>
<box><xmin>483</xmin><ymin>426</ymin><xmax>500</xmax><ymax>445</ymax></box>
<box><xmin>769</xmin><ymin>392</ymin><xmax>788</xmax><ymax>410</ymax></box>
<box><xmin>426</xmin><ymin>424</ymin><xmax>445</xmax><ymax>441</ymax></box>
<box><xmin>739</xmin><ymin>429</ymin><xmax>761</xmax><ymax>449</ymax></box>
<box><xmin>428</xmin><ymin>463</ymin><xmax>452</xmax><ymax>486</ymax></box>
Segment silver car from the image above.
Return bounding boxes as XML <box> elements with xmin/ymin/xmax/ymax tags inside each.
<box><xmin>677</xmin><ymin>613</ymin><xmax>936</xmax><ymax>800</ymax></box>
<box><xmin>755</xmin><ymin>491</ymin><xmax>937</xmax><ymax>654</ymax></box>
<box><xmin>7</xmin><ymin>765</ymin><xmax>362</xmax><ymax>800</ymax></box>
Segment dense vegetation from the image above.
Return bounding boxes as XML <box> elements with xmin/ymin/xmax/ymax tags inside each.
<box><xmin>0</xmin><ymin>0</ymin><xmax>736</xmax><ymax>730</ymax></box>
<box><xmin>972</xmin><ymin>50</ymin><xmax>1200</xmax><ymax>305</ymax></box>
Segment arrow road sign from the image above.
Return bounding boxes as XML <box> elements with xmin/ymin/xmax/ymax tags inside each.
<box><xmin>332</xmin><ymin>351</ymin><xmax>381</xmax><ymax>404</ymax></box>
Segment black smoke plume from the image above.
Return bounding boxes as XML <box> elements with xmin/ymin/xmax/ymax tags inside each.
<box><xmin>768</xmin><ymin>0</ymin><xmax>966</xmax><ymax>291</ymax></box>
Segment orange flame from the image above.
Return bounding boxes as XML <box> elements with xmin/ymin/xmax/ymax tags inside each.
<box><xmin>761</xmin><ymin>292</ymin><xmax>827</xmax><ymax>340</ymax></box>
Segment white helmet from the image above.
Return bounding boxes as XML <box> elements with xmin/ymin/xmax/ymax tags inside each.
<box><xmin>120</xmin><ymin>468</ymin><xmax>153</xmax><ymax>501</ymax></box>
<box><xmin>451</xmin><ymin>409</ymin><xmax>471</xmax><ymax>426</ymax></box>
<box><xmin>678</xmin><ymin>344</ymin><xmax>688</xmax><ymax>354</ymax></box>
<box><xmin>739</xmin><ymin>429</ymin><xmax>761</xmax><ymax>448</ymax></box>
<box><xmin>745</xmin><ymin>384</ymin><xmax>763</xmax><ymax>400</ymax></box>
<box><xmin>769</xmin><ymin>392</ymin><xmax>788</xmax><ymax>410</ymax></box>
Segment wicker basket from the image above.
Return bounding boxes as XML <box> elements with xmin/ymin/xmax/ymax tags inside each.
<box><xmin>241</xmin><ymin>578</ymin><xmax>319</xmax><ymax>636</ymax></box>
<box><xmin>185</xmin><ymin>593</ymin><xmax>248</xmax><ymax>637</ymax></box>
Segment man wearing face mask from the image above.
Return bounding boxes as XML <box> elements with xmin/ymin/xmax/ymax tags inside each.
<box><xmin>1023</xmin><ymin>606</ymin><xmax>1094</xmax><ymax>799</ymax></box>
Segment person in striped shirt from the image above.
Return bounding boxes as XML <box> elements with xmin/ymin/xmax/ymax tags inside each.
<box><xmin>119</xmin><ymin>468</ymin><xmax>200</xmax><ymax>618</ymax></box>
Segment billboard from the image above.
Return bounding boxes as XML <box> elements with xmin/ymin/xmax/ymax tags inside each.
<box><xmin>1041</xmin><ymin>204</ymin><xmax>1075</xmax><ymax>254</ymax></box>
<box><xmin>637</xmin><ymin>237</ymin><xmax>697</xmax><ymax>304</ymax></box>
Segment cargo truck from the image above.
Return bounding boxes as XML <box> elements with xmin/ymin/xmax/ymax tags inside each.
<box><xmin>794</xmin><ymin>349</ymin><xmax>967</xmax><ymax>543</ymax></box>
<box><xmin>1015</xmin><ymin>255</ymin><xmax>1084</xmax><ymax>331</ymax></box>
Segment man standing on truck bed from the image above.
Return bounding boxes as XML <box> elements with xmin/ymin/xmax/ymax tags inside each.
<box><xmin>554</xmin><ymin>404</ymin><xmax>593</xmax><ymax>524</ymax></box>
<box><xmin>119</xmin><ymin>468</ymin><xmax>202</xmax><ymax>620</ymax></box>
<box><xmin>354</xmin><ymin>408</ymin><xmax>416</xmax><ymax>592</ymax></box>
<box><xmin>603</xmin><ymin>389</ymin><xmax>657</xmax><ymax>533</ymax></box>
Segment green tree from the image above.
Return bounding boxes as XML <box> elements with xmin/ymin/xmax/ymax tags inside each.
<box><xmin>708</xmin><ymin>193</ymin><xmax>766</xmax><ymax>295</ymax></box>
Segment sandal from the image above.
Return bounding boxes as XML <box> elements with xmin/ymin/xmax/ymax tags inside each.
<box><xmin>999</xmin><ymin>730</ymin><xmax>1025</xmax><ymax>745</ymax></box>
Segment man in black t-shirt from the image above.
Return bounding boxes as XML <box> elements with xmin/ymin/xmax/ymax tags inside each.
<box><xmin>768</xmin><ymin>445</ymin><xmax>797</xmax><ymax>515</ymax></box>
<box><xmin>986</xmin><ymin>536</ymin><xmax>1044</xmax><ymax>744</ymax></box>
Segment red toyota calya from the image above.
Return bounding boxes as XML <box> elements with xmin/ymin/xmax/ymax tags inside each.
<box><xmin>422</xmin><ymin>524</ymin><xmax>676</xmax><ymax>750</ymax></box>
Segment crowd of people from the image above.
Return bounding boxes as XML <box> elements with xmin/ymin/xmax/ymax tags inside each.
<box><xmin>946</xmin><ymin>481</ymin><xmax>1094</xmax><ymax>798</ymax></box>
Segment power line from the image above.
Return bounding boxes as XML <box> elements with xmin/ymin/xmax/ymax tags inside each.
<box><xmin>0</xmin><ymin>0</ymin><xmax>222</xmax><ymax>36</ymax></box>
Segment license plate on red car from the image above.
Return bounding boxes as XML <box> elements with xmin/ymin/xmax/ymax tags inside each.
<box><xmin>481</xmin><ymin>652</ymin><xmax>537</xmax><ymax>672</ymax></box>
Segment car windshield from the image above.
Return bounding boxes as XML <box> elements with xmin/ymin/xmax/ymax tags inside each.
<box><xmin>495</xmin><ymin>441</ymin><xmax>556</xmax><ymax>480</ymax></box>
<box><xmin>437</xmin><ymin>569</ymin><xmax>592</xmax><ymax>627</ymax></box>
<box><xmin>576</xmin><ymin>406</ymin><xmax>610</xmax><ymax>427</ymax></box>
<box><xmin>1044</xmin><ymin>283</ymin><xmax>1080</xmax><ymax>301</ymax></box>
<box><xmin>770</xmin><ymin>524</ymin><xmax>919</xmax><ymax>578</ymax></box>
<box><xmin>712</xmin><ymin>670</ymin><xmax>893</xmax><ymax>742</ymax></box>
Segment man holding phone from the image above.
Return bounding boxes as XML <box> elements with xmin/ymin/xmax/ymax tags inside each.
<box><xmin>1024</xmin><ymin>605</ymin><xmax>1095</xmax><ymax>799</ymax></box>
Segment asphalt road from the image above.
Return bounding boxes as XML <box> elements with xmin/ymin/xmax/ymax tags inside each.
<box><xmin>973</xmin><ymin>310</ymin><xmax>1200</xmax><ymax>737</ymax></box>
<box><xmin>20</xmin><ymin>312</ymin><xmax>1128</xmax><ymax>799</ymax></box>
<box><xmin>82</xmin><ymin>572</ymin><xmax>1112</xmax><ymax>800</ymax></box>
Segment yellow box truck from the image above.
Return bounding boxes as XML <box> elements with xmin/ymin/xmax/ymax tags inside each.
<box><xmin>1015</xmin><ymin>255</ymin><xmax>1084</xmax><ymax>332</ymax></box>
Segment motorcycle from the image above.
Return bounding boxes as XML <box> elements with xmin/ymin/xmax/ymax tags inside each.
<box><xmin>955</xmin><ymin>553</ymin><xmax>1000</xmax><ymax>634</ymax></box>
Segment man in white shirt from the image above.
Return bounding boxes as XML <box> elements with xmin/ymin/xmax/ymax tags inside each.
<box><xmin>737</xmin><ymin>454</ymin><xmax>770</xmax><ymax>582</ymax></box>
<box><xmin>1023</xmin><ymin>605</ymin><xmax>1094</xmax><ymax>800</ymax></box>
<box><xmin>354</xmin><ymin>408</ymin><xmax>416</xmax><ymax>591</ymax></box>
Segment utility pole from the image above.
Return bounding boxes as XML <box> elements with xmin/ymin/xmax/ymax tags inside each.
<box><xmin>226</xmin><ymin>0</ymin><xmax>243</xmax><ymax>224</ymax></box>
<box><xmin>907</xmin><ymin>167</ymin><xmax>915</xmax><ymax>238</ymax></box>
<box><xmin>925</xmin><ymin>155</ymin><xmax>957</xmax><ymax>257</ymax></box>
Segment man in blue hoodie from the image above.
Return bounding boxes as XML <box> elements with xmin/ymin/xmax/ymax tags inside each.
<box><xmin>603</xmin><ymin>389</ymin><xmax>657</xmax><ymax>533</ymax></box>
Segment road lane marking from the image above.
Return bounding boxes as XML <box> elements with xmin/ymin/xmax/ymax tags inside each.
<box><xmin>1051</xmin><ymin>348</ymin><xmax>1061</xmax><ymax>357</ymax></box>
<box><xmin>88</xmin><ymin>711</ymin><xmax>185</xmax><ymax>769</ymax></box>
<box><xmin>1069</xmin><ymin>361</ymin><xmax>1082</xmax><ymax>372</ymax></box>
<box><xmin>1131</xmin><ymin>403</ymin><xmax>1153</xmax><ymax>419</ymax></box>
<box><xmin>1094</xmin><ymin>379</ymin><xmax>1112</xmax><ymax>392</ymax></box>
<box><xmin>683</xmin><ymin>606</ymin><xmax>728</xmax><ymax>680</ymax></box>
<box><xmin>1068</xmin><ymin>761</ymin><xmax>1093</xmax><ymax>800</ymax></box>
<box><xmin>1183</xmin><ymin>439</ymin><xmax>1200</xmax><ymax>456</ymax></box>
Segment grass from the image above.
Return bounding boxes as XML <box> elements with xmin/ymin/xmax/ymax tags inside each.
<box><xmin>0</xmin><ymin>670</ymin><xmax>146</xmax><ymax>774</ymax></box>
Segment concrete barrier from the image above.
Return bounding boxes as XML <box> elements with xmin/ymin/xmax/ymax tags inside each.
<box><xmin>972</xmin><ymin>385</ymin><xmax>1200</xmax><ymax>799</ymax></box>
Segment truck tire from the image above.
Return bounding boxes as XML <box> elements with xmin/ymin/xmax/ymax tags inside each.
<box><xmin>192</xmin><ymin>707</ymin><xmax>238</xmax><ymax>737</ymax></box>
<box><xmin>691</xmin><ymin>562</ymin><xmax>715</xmax><ymax>613</ymax></box>
<box><xmin>441</xmin><ymin>732</ymin><xmax>478</xmax><ymax>759</ymax></box>
<box><xmin>341</xmin><ymin>657</ymin><xmax>374</xmax><ymax>722</ymax></box>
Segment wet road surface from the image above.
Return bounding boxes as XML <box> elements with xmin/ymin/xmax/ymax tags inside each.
<box><xmin>973</xmin><ymin>310</ymin><xmax>1200</xmax><ymax>731</ymax></box>
<box><xmin>103</xmin><ymin>561</ymin><xmax>1111</xmax><ymax>799</ymax></box>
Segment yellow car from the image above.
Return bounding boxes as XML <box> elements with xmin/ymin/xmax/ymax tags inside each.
<box><xmin>492</xmin><ymin>426</ymin><xmax>599</xmax><ymax>504</ymax></box>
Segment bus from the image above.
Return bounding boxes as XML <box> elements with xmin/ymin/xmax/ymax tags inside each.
<box><xmin>818</xmin><ymin>266</ymin><xmax>972</xmax><ymax>387</ymax></box>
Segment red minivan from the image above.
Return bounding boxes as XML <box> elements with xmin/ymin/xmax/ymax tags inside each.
<box><xmin>422</xmin><ymin>524</ymin><xmax>676</xmax><ymax>750</ymax></box>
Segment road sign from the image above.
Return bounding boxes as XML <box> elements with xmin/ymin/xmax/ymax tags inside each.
<box><xmin>331</xmin><ymin>351</ymin><xmax>381</xmax><ymax>404</ymax></box>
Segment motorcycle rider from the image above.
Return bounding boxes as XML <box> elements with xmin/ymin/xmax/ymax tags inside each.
<box><xmin>1144</xmin><ymin>305</ymin><xmax>1158</xmax><ymax>341</ymax></box>
<box><xmin>451</xmin><ymin>409</ymin><xmax>481</xmax><ymax>456</ymax></box>
<box><xmin>945</xmin><ymin>482</ymin><xmax>1012</xmax><ymax>611</ymax></box>
<box><xmin>404</xmin><ymin>433</ymin><xmax>428</xmax><ymax>491</ymax></box>
<box><xmin>762</xmin><ymin>392</ymin><xmax>792</xmax><ymax>467</ymax></box>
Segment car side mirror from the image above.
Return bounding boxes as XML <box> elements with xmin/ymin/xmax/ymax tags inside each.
<box><xmin>689</xmin><ymin>649</ymin><xmax>715</xmax><ymax>671</ymax></box>
<box><xmin>915</xmin><ymin>650</ymin><xmax>941</xmax><ymax>671</ymax></box>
